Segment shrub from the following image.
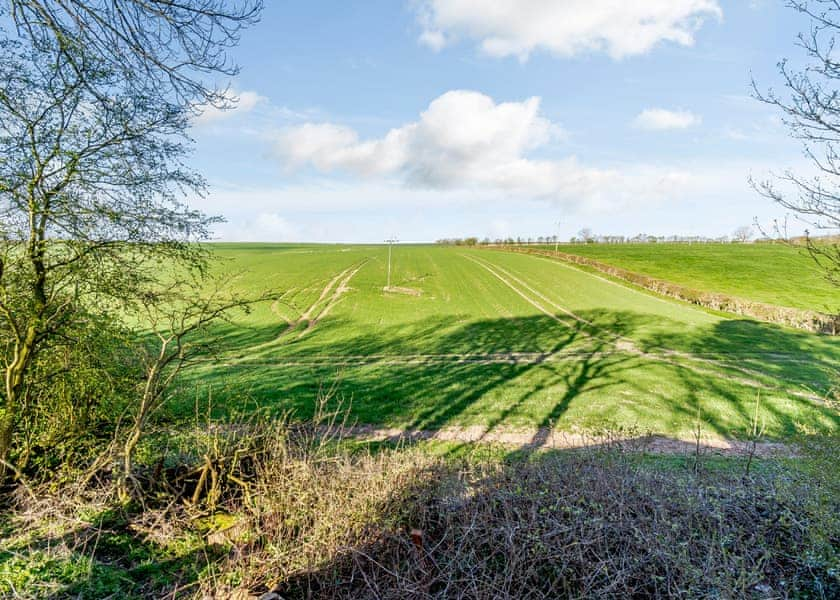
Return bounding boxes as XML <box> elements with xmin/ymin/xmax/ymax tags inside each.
<box><xmin>3</xmin><ymin>421</ymin><xmax>838</xmax><ymax>599</ymax></box>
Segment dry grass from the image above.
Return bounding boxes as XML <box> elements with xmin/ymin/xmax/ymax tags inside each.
<box><xmin>3</xmin><ymin>419</ymin><xmax>839</xmax><ymax>599</ymax></box>
<box><xmin>212</xmin><ymin>450</ymin><xmax>838</xmax><ymax>599</ymax></box>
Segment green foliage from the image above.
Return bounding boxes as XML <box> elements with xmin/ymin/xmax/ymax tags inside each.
<box><xmin>15</xmin><ymin>313</ymin><xmax>139</xmax><ymax>476</ymax></box>
<box><xmin>0</xmin><ymin>506</ymin><xmax>214</xmax><ymax>598</ymax></box>
<box><xmin>0</xmin><ymin>550</ymin><xmax>131</xmax><ymax>598</ymax></box>
<box><xmin>0</xmin><ymin>25</ymin><xmax>216</xmax><ymax>466</ymax></box>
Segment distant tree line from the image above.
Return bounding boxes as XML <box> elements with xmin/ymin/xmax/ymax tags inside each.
<box><xmin>436</xmin><ymin>226</ymin><xmax>759</xmax><ymax>246</ymax></box>
<box><xmin>436</xmin><ymin>237</ymin><xmax>481</xmax><ymax>246</ymax></box>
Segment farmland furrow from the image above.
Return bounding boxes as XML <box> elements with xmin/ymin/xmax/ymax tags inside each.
<box><xmin>246</xmin><ymin>259</ymin><xmax>368</xmax><ymax>351</ymax></box>
<box><xmin>298</xmin><ymin>259</ymin><xmax>368</xmax><ymax>338</ymax></box>
<box><xmin>466</xmin><ymin>253</ymin><xmax>827</xmax><ymax>404</ymax></box>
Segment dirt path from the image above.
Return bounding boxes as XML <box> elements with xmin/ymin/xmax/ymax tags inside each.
<box><xmin>336</xmin><ymin>424</ymin><xmax>796</xmax><ymax>457</ymax></box>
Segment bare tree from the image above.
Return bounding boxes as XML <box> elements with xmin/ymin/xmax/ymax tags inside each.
<box><xmin>753</xmin><ymin>0</ymin><xmax>840</xmax><ymax>284</ymax></box>
<box><xmin>118</xmin><ymin>275</ymin><xmax>275</xmax><ymax>501</ymax></box>
<box><xmin>733</xmin><ymin>225</ymin><xmax>753</xmax><ymax>243</ymax></box>
<box><xmin>4</xmin><ymin>0</ymin><xmax>262</xmax><ymax>107</ymax></box>
<box><xmin>0</xmin><ymin>1</ymin><xmax>262</xmax><ymax>470</ymax></box>
<box><xmin>0</xmin><ymin>37</ymin><xmax>219</xmax><ymax>464</ymax></box>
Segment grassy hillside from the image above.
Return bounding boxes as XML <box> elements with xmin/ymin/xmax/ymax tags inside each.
<box><xmin>6</xmin><ymin>243</ymin><xmax>839</xmax><ymax>597</ymax></box>
<box><xmin>537</xmin><ymin>243</ymin><xmax>837</xmax><ymax>312</ymax></box>
<box><xmin>170</xmin><ymin>244</ymin><xmax>840</xmax><ymax>443</ymax></box>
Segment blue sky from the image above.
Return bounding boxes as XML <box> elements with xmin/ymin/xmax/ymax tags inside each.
<box><xmin>190</xmin><ymin>1</ymin><xmax>815</xmax><ymax>243</ymax></box>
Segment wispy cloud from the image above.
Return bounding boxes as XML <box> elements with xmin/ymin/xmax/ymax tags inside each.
<box><xmin>199</xmin><ymin>155</ymin><xmax>807</xmax><ymax>242</ymax></box>
<box><xmin>194</xmin><ymin>89</ymin><xmax>267</xmax><ymax>125</ymax></box>
<box><xmin>633</xmin><ymin>108</ymin><xmax>702</xmax><ymax>130</ymax></box>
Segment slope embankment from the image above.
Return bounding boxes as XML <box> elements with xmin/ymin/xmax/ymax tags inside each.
<box><xmin>492</xmin><ymin>246</ymin><xmax>839</xmax><ymax>334</ymax></box>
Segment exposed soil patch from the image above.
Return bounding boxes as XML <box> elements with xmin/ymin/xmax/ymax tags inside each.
<box><xmin>243</xmin><ymin>261</ymin><xmax>368</xmax><ymax>352</ymax></box>
<box><xmin>383</xmin><ymin>285</ymin><xmax>422</xmax><ymax>296</ymax></box>
<box><xmin>343</xmin><ymin>424</ymin><xmax>796</xmax><ymax>457</ymax></box>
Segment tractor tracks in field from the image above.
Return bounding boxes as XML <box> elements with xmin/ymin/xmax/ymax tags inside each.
<box><xmin>220</xmin><ymin>350</ymin><xmax>827</xmax><ymax>370</ymax></box>
<box><xmin>223</xmin><ymin>350</ymin><xmax>628</xmax><ymax>368</ymax></box>
<box><xmin>297</xmin><ymin>260</ymin><xmax>368</xmax><ymax>338</ymax></box>
<box><xmin>246</xmin><ymin>260</ymin><xmax>368</xmax><ymax>353</ymax></box>
<box><xmin>463</xmin><ymin>254</ymin><xmax>621</xmax><ymax>343</ymax></box>
<box><xmin>216</xmin><ymin>252</ymin><xmax>827</xmax><ymax>407</ymax></box>
<box><xmin>464</xmin><ymin>254</ymin><xmax>828</xmax><ymax>405</ymax></box>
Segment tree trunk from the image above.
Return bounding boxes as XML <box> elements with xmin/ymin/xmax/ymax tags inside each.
<box><xmin>0</xmin><ymin>331</ymin><xmax>35</xmax><ymax>470</ymax></box>
<box><xmin>118</xmin><ymin>422</ymin><xmax>143</xmax><ymax>503</ymax></box>
<box><xmin>118</xmin><ymin>374</ymin><xmax>156</xmax><ymax>502</ymax></box>
<box><xmin>0</xmin><ymin>405</ymin><xmax>15</xmax><ymax>475</ymax></box>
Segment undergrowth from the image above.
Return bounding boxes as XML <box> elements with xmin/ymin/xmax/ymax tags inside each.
<box><xmin>1</xmin><ymin>418</ymin><xmax>838</xmax><ymax>599</ymax></box>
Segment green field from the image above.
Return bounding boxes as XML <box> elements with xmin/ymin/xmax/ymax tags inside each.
<box><xmin>177</xmin><ymin>243</ymin><xmax>839</xmax><ymax>443</ymax></box>
<box><xmin>540</xmin><ymin>242</ymin><xmax>837</xmax><ymax>312</ymax></box>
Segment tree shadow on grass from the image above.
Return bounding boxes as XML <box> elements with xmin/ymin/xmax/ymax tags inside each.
<box><xmin>629</xmin><ymin>317</ymin><xmax>840</xmax><ymax>439</ymax></box>
<box><xmin>173</xmin><ymin>310</ymin><xmax>839</xmax><ymax>442</ymax></box>
<box><xmin>178</xmin><ymin>311</ymin><xmax>636</xmax><ymax>429</ymax></box>
<box><xmin>645</xmin><ymin>318</ymin><xmax>840</xmax><ymax>391</ymax></box>
<box><xmin>266</xmin><ymin>447</ymin><xmax>836</xmax><ymax>600</ymax></box>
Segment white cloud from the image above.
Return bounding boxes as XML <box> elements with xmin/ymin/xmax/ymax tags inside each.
<box><xmin>198</xmin><ymin>157</ymin><xmax>807</xmax><ymax>242</ymax></box>
<box><xmin>276</xmin><ymin>90</ymin><xmax>558</xmax><ymax>188</ymax></box>
<box><xmin>194</xmin><ymin>89</ymin><xmax>267</xmax><ymax>125</ymax></box>
<box><xmin>274</xmin><ymin>90</ymin><xmax>696</xmax><ymax>208</ymax></box>
<box><xmin>276</xmin><ymin>122</ymin><xmax>411</xmax><ymax>176</ymax></box>
<box><xmin>415</xmin><ymin>0</ymin><xmax>722</xmax><ymax>60</ymax></box>
<box><xmin>633</xmin><ymin>108</ymin><xmax>701</xmax><ymax>130</ymax></box>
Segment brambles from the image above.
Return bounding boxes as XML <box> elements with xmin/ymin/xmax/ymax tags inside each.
<box><xmin>2</xmin><ymin>417</ymin><xmax>838</xmax><ymax>598</ymax></box>
<box><xmin>0</xmin><ymin>243</ymin><xmax>837</xmax><ymax>596</ymax></box>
